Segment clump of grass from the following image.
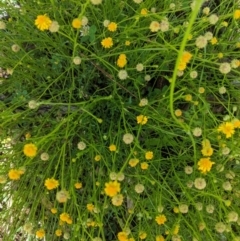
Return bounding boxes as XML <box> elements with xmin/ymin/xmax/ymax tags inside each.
<box><xmin>1</xmin><ymin>0</ymin><xmax>240</xmax><ymax>241</ymax></box>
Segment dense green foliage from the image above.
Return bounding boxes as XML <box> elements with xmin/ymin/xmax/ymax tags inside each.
<box><xmin>1</xmin><ymin>0</ymin><xmax>240</xmax><ymax>240</ymax></box>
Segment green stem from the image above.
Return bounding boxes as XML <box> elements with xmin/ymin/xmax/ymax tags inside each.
<box><xmin>169</xmin><ymin>0</ymin><xmax>204</xmax><ymax>162</ymax></box>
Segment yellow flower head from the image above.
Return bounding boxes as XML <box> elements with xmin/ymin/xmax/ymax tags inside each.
<box><xmin>156</xmin><ymin>235</ymin><xmax>165</xmax><ymax>241</ymax></box>
<box><xmin>104</xmin><ymin>181</ymin><xmax>121</xmax><ymax>197</ymax></box>
<box><xmin>72</xmin><ymin>18</ymin><xmax>82</xmax><ymax>29</ymax></box>
<box><xmin>117</xmin><ymin>54</ymin><xmax>127</xmax><ymax>68</ymax></box>
<box><xmin>87</xmin><ymin>203</ymin><xmax>95</xmax><ymax>212</ymax></box>
<box><xmin>136</xmin><ymin>115</ymin><xmax>148</xmax><ymax>125</ymax></box>
<box><xmin>145</xmin><ymin>151</ymin><xmax>153</xmax><ymax>160</ymax></box>
<box><xmin>149</xmin><ymin>21</ymin><xmax>160</xmax><ymax>32</ymax></box>
<box><xmin>232</xmin><ymin>119</ymin><xmax>240</xmax><ymax>128</ymax></box>
<box><xmin>155</xmin><ymin>214</ymin><xmax>167</xmax><ymax>225</ymax></box>
<box><xmin>109</xmin><ymin>144</ymin><xmax>117</xmax><ymax>152</ymax></box>
<box><xmin>202</xmin><ymin>139</ymin><xmax>211</xmax><ymax>148</ymax></box>
<box><xmin>174</xmin><ymin>109</ymin><xmax>182</xmax><ymax>117</ymax></box>
<box><xmin>211</xmin><ymin>37</ymin><xmax>218</xmax><ymax>45</ymax></box>
<box><xmin>201</xmin><ymin>146</ymin><xmax>213</xmax><ymax>156</ymax></box>
<box><xmin>36</xmin><ymin>228</ymin><xmax>45</xmax><ymax>239</ymax></box>
<box><xmin>51</xmin><ymin>208</ymin><xmax>57</xmax><ymax>214</ymax></box>
<box><xmin>129</xmin><ymin>158</ymin><xmax>139</xmax><ymax>167</ymax></box>
<box><xmin>197</xmin><ymin>157</ymin><xmax>215</xmax><ymax>174</ymax></box>
<box><xmin>125</xmin><ymin>40</ymin><xmax>131</xmax><ymax>46</ymax></box>
<box><xmin>185</xmin><ymin>94</ymin><xmax>192</xmax><ymax>102</ymax></box>
<box><xmin>140</xmin><ymin>162</ymin><xmax>149</xmax><ymax>170</ymax></box>
<box><xmin>23</xmin><ymin>143</ymin><xmax>37</xmax><ymax>157</ymax></box>
<box><xmin>234</xmin><ymin>10</ymin><xmax>240</xmax><ymax>19</ymax></box>
<box><xmin>44</xmin><ymin>178</ymin><xmax>59</xmax><ymax>190</ymax></box>
<box><xmin>172</xmin><ymin>224</ymin><xmax>180</xmax><ymax>235</ymax></box>
<box><xmin>74</xmin><ymin>182</ymin><xmax>82</xmax><ymax>189</ymax></box>
<box><xmin>139</xmin><ymin>231</ymin><xmax>147</xmax><ymax>240</ymax></box>
<box><xmin>178</xmin><ymin>61</ymin><xmax>186</xmax><ymax>71</ymax></box>
<box><xmin>141</xmin><ymin>8</ymin><xmax>148</xmax><ymax>16</ymax></box>
<box><xmin>108</xmin><ymin>22</ymin><xmax>117</xmax><ymax>32</ymax></box>
<box><xmin>94</xmin><ymin>154</ymin><xmax>101</xmax><ymax>161</ymax></box>
<box><xmin>8</xmin><ymin>169</ymin><xmax>22</xmax><ymax>180</ymax></box>
<box><xmin>118</xmin><ymin>231</ymin><xmax>128</xmax><ymax>241</ymax></box>
<box><xmin>35</xmin><ymin>14</ymin><xmax>52</xmax><ymax>31</ymax></box>
<box><xmin>173</xmin><ymin>206</ymin><xmax>179</xmax><ymax>213</ymax></box>
<box><xmin>55</xmin><ymin>229</ymin><xmax>62</xmax><ymax>237</ymax></box>
<box><xmin>60</xmin><ymin>212</ymin><xmax>72</xmax><ymax>224</ymax></box>
<box><xmin>217</xmin><ymin>122</ymin><xmax>235</xmax><ymax>138</ymax></box>
<box><xmin>181</xmin><ymin>51</ymin><xmax>192</xmax><ymax>63</ymax></box>
<box><xmin>101</xmin><ymin>37</ymin><xmax>113</xmax><ymax>48</ymax></box>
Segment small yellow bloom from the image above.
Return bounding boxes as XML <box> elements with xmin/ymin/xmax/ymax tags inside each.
<box><xmin>181</xmin><ymin>51</ymin><xmax>192</xmax><ymax>63</ymax></box>
<box><xmin>94</xmin><ymin>154</ymin><xmax>101</xmax><ymax>161</ymax></box>
<box><xmin>136</xmin><ymin>115</ymin><xmax>148</xmax><ymax>125</ymax></box>
<box><xmin>149</xmin><ymin>21</ymin><xmax>160</xmax><ymax>32</ymax></box>
<box><xmin>51</xmin><ymin>208</ymin><xmax>57</xmax><ymax>214</ymax></box>
<box><xmin>23</xmin><ymin>143</ymin><xmax>37</xmax><ymax>157</ymax></box>
<box><xmin>173</xmin><ymin>206</ymin><xmax>179</xmax><ymax>213</ymax></box>
<box><xmin>87</xmin><ymin>203</ymin><xmax>95</xmax><ymax>212</ymax></box>
<box><xmin>197</xmin><ymin>157</ymin><xmax>215</xmax><ymax>174</ymax></box>
<box><xmin>140</xmin><ymin>8</ymin><xmax>148</xmax><ymax>15</ymax></box>
<box><xmin>129</xmin><ymin>158</ymin><xmax>139</xmax><ymax>167</ymax></box>
<box><xmin>109</xmin><ymin>144</ymin><xmax>117</xmax><ymax>152</ymax></box>
<box><xmin>217</xmin><ymin>122</ymin><xmax>235</xmax><ymax>138</ymax></box>
<box><xmin>72</xmin><ymin>18</ymin><xmax>82</xmax><ymax>29</ymax></box>
<box><xmin>101</xmin><ymin>37</ymin><xmax>113</xmax><ymax>48</ymax></box>
<box><xmin>145</xmin><ymin>151</ymin><xmax>153</xmax><ymax>160</ymax></box>
<box><xmin>218</xmin><ymin>52</ymin><xmax>224</xmax><ymax>59</ymax></box>
<box><xmin>201</xmin><ymin>146</ymin><xmax>213</xmax><ymax>156</ymax></box>
<box><xmin>60</xmin><ymin>212</ymin><xmax>72</xmax><ymax>224</ymax></box>
<box><xmin>8</xmin><ymin>169</ymin><xmax>22</xmax><ymax>180</ymax></box>
<box><xmin>125</xmin><ymin>40</ymin><xmax>131</xmax><ymax>46</ymax></box>
<box><xmin>35</xmin><ymin>14</ymin><xmax>52</xmax><ymax>31</ymax></box>
<box><xmin>173</xmin><ymin>224</ymin><xmax>180</xmax><ymax>235</ymax></box>
<box><xmin>74</xmin><ymin>182</ymin><xmax>82</xmax><ymax>189</ymax></box>
<box><xmin>233</xmin><ymin>119</ymin><xmax>240</xmax><ymax>128</ymax></box>
<box><xmin>139</xmin><ymin>231</ymin><xmax>147</xmax><ymax>240</ymax></box>
<box><xmin>222</xmin><ymin>21</ymin><xmax>228</xmax><ymax>27</ymax></box>
<box><xmin>185</xmin><ymin>94</ymin><xmax>192</xmax><ymax>102</ymax></box>
<box><xmin>104</xmin><ymin>181</ymin><xmax>121</xmax><ymax>197</ymax></box>
<box><xmin>36</xmin><ymin>228</ymin><xmax>45</xmax><ymax>239</ymax></box>
<box><xmin>225</xmin><ymin>200</ymin><xmax>231</xmax><ymax>206</ymax></box>
<box><xmin>174</xmin><ymin>109</ymin><xmax>182</xmax><ymax>117</ymax></box>
<box><xmin>211</xmin><ymin>37</ymin><xmax>218</xmax><ymax>45</ymax></box>
<box><xmin>129</xmin><ymin>238</ymin><xmax>135</xmax><ymax>241</ymax></box>
<box><xmin>155</xmin><ymin>214</ymin><xmax>167</xmax><ymax>225</ymax></box>
<box><xmin>156</xmin><ymin>235</ymin><xmax>165</xmax><ymax>241</ymax></box>
<box><xmin>108</xmin><ymin>22</ymin><xmax>117</xmax><ymax>32</ymax></box>
<box><xmin>55</xmin><ymin>229</ymin><xmax>62</xmax><ymax>237</ymax></box>
<box><xmin>178</xmin><ymin>61</ymin><xmax>187</xmax><ymax>71</ymax></box>
<box><xmin>44</xmin><ymin>178</ymin><xmax>59</xmax><ymax>190</ymax></box>
<box><xmin>140</xmin><ymin>162</ymin><xmax>149</xmax><ymax>170</ymax></box>
<box><xmin>234</xmin><ymin>10</ymin><xmax>240</xmax><ymax>19</ymax></box>
<box><xmin>202</xmin><ymin>139</ymin><xmax>211</xmax><ymax>148</ymax></box>
<box><xmin>117</xmin><ymin>54</ymin><xmax>127</xmax><ymax>68</ymax></box>
<box><xmin>201</xmin><ymin>139</ymin><xmax>212</xmax><ymax>154</ymax></box>
<box><xmin>198</xmin><ymin>87</ymin><xmax>205</xmax><ymax>94</ymax></box>
<box><xmin>118</xmin><ymin>231</ymin><xmax>128</xmax><ymax>241</ymax></box>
